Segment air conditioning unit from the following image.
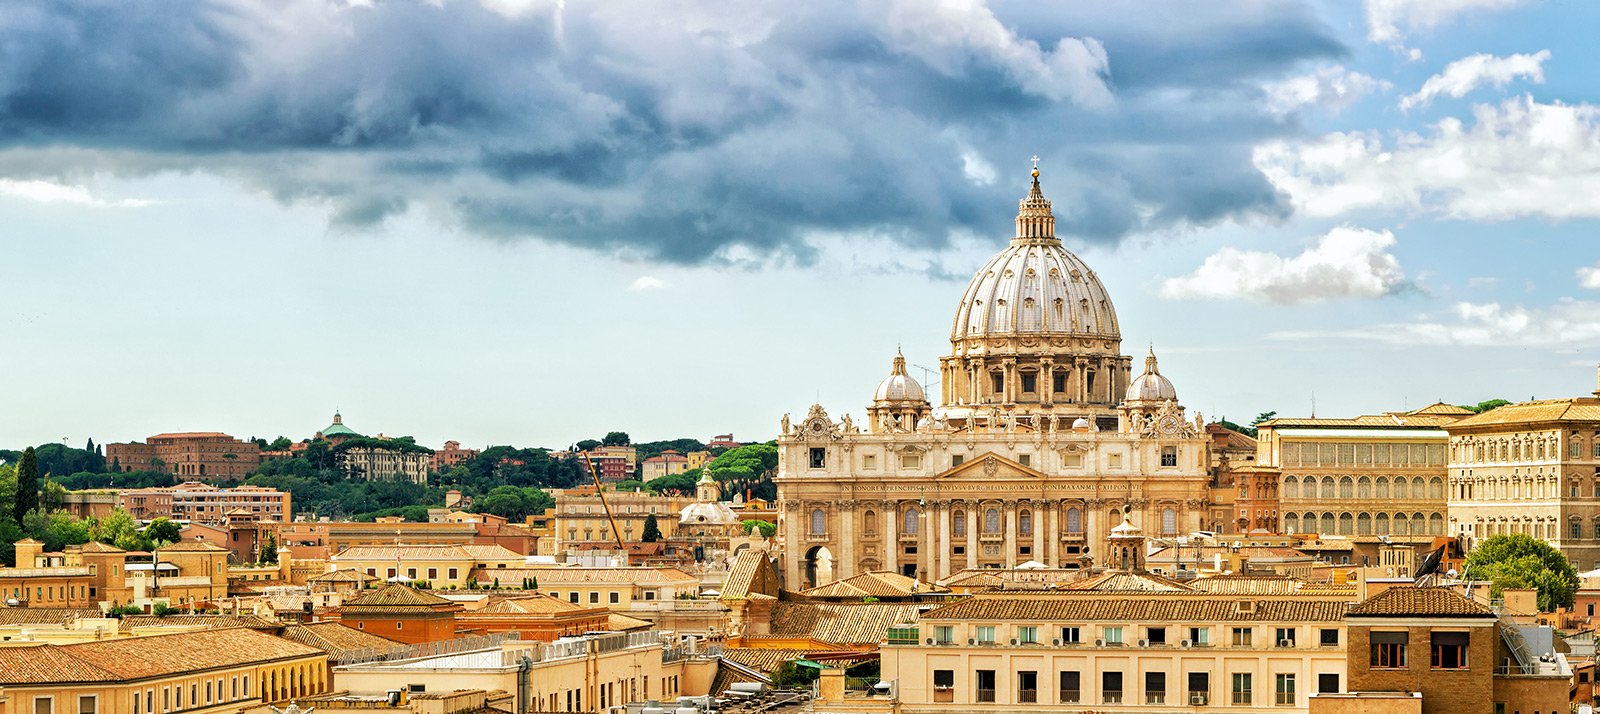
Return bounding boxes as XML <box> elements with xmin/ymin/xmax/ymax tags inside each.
<box><xmin>925</xmin><ymin>638</ymin><xmax>934</xmax><ymax>645</ymax></box>
<box><xmin>1009</xmin><ymin>638</ymin><xmax>1019</xmax><ymax>646</ymax></box>
<box><xmin>967</xmin><ymin>638</ymin><xmax>975</xmax><ymax>645</ymax></box>
<box><xmin>1180</xmin><ymin>639</ymin><xmax>1193</xmax><ymax>648</ymax></box>
<box><xmin>1278</xmin><ymin>639</ymin><xmax>1294</xmax><ymax>648</ymax></box>
<box><xmin>1190</xmin><ymin>693</ymin><xmax>1209</xmax><ymax>706</ymax></box>
<box><xmin>1093</xmin><ymin>638</ymin><xmax>1106</xmax><ymax>647</ymax></box>
<box><xmin>1137</xmin><ymin>638</ymin><xmax>1149</xmax><ymax>648</ymax></box>
<box><xmin>1051</xmin><ymin>639</ymin><xmax>1061</xmax><ymax>646</ymax></box>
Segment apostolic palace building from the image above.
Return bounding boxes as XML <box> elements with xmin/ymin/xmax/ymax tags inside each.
<box><xmin>774</xmin><ymin>167</ymin><xmax>1213</xmax><ymax>587</ymax></box>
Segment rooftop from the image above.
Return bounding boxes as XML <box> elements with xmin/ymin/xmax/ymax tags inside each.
<box><xmin>921</xmin><ymin>593</ymin><xmax>1349</xmax><ymax>624</ymax></box>
<box><xmin>0</xmin><ymin>627</ymin><xmax>322</xmax><ymax>685</ymax></box>
<box><xmin>1347</xmin><ymin>586</ymin><xmax>1496</xmax><ymax>618</ymax></box>
<box><xmin>799</xmin><ymin>571</ymin><xmax>948</xmax><ymax>599</ymax></box>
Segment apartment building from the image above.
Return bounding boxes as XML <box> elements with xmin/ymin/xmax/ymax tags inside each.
<box><xmin>117</xmin><ymin>483</ymin><xmax>290</xmax><ymax>523</ymax></box>
<box><xmin>105</xmin><ymin>433</ymin><xmax>261</xmax><ymax>478</ymax></box>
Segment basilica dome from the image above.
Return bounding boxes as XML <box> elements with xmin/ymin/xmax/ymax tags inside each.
<box><xmin>949</xmin><ymin>171</ymin><xmax>1120</xmax><ymax>344</ymax></box>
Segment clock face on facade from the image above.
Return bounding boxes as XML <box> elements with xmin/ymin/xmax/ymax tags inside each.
<box><xmin>807</xmin><ymin>419</ymin><xmax>829</xmax><ymax>436</ymax></box>
<box><xmin>1157</xmin><ymin>415</ymin><xmax>1181</xmax><ymax>434</ymax></box>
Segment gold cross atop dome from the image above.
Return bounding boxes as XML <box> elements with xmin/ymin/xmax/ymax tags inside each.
<box><xmin>1030</xmin><ymin>154</ymin><xmax>1040</xmax><ymax>178</ymax></box>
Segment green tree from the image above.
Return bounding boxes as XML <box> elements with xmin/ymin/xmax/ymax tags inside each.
<box><xmin>39</xmin><ymin>479</ymin><xmax>66</xmax><ymax>512</ymax></box>
<box><xmin>575</xmin><ymin>439</ymin><xmax>602</xmax><ymax>452</ymax></box>
<box><xmin>260</xmin><ymin>532</ymin><xmax>279</xmax><ymax>564</ymax></box>
<box><xmin>642</xmin><ymin>513</ymin><xmax>662</xmax><ymax>542</ymax></box>
<box><xmin>151</xmin><ymin>601</ymin><xmax>179</xmax><ymax>617</ymax></box>
<box><xmin>602</xmin><ymin>432</ymin><xmax>631</xmax><ymax>446</ymax></box>
<box><xmin>14</xmin><ymin>447</ymin><xmax>38</xmax><ymax>521</ymax></box>
<box><xmin>0</xmin><ymin>463</ymin><xmax>17</xmax><ymax>523</ymax></box>
<box><xmin>1464</xmin><ymin>533</ymin><xmax>1578</xmax><ymax>611</ymax></box>
<box><xmin>91</xmin><ymin>509</ymin><xmax>144</xmax><ymax>550</ymax></box>
<box><xmin>771</xmin><ymin>661</ymin><xmax>821</xmax><ymax>690</ymax></box>
<box><xmin>268</xmin><ymin>436</ymin><xmax>294</xmax><ymax>451</ymax></box>
<box><xmin>23</xmin><ymin>510</ymin><xmax>91</xmax><ymax>552</ymax></box>
<box><xmin>614</xmin><ymin>479</ymin><xmax>646</xmax><ymax>492</ymax></box>
<box><xmin>1460</xmin><ymin>399</ymin><xmax>1512</xmax><ymax>414</ymax></box>
<box><xmin>145</xmin><ymin>518</ymin><xmax>182</xmax><ymax>547</ymax></box>
<box><xmin>1250</xmin><ymin>411</ymin><xmax>1278</xmax><ymax>427</ymax></box>
<box><xmin>645</xmin><ymin>472</ymin><xmax>697</xmax><ymax>495</ymax></box>
<box><xmin>740</xmin><ymin>519</ymin><xmax>777</xmax><ymax>538</ymax></box>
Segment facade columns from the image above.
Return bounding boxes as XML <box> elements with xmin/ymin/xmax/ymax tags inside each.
<box><xmin>883</xmin><ymin>504</ymin><xmax>897</xmax><ymax>574</ymax></box>
<box><xmin>838</xmin><ymin>502</ymin><xmax>856</xmax><ymax>581</ymax></box>
<box><xmin>965</xmin><ymin>503</ymin><xmax>978</xmax><ymax>570</ymax></box>
<box><xmin>1004</xmin><ymin>501</ymin><xmax>1019</xmax><ymax>568</ymax></box>
<box><xmin>919</xmin><ymin>501</ymin><xmax>934</xmax><ymax>580</ymax></box>
<box><xmin>1041</xmin><ymin>359</ymin><xmax>1055</xmax><ymax>405</ymax></box>
<box><xmin>1047</xmin><ymin>504</ymin><xmax>1060</xmax><ymax>566</ymax></box>
<box><xmin>1032</xmin><ymin>503</ymin><xmax>1045</xmax><ymax>562</ymax></box>
<box><xmin>938</xmin><ymin>503</ymin><xmax>952</xmax><ymax>579</ymax></box>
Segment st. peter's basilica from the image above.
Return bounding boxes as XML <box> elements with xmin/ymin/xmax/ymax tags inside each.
<box><xmin>774</xmin><ymin>166</ymin><xmax>1212</xmax><ymax>587</ymax></box>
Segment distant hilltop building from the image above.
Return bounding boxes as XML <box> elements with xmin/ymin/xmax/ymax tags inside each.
<box><xmin>775</xmin><ymin>165</ymin><xmax>1210</xmax><ymax>588</ymax></box>
<box><xmin>316</xmin><ymin>412</ymin><xmax>430</xmax><ymax>485</ymax></box>
<box><xmin>430</xmin><ymin>440</ymin><xmax>480</xmax><ymax>471</ymax></box>
<box><xmin>105</xmin><ymin>432</ymin><xmax>261</xmax><ymax>478</ymax></box>
<box><xmin>707</xmin><ymin>433</ymin><xmax>741</xmax><ymax>450</ymax></box>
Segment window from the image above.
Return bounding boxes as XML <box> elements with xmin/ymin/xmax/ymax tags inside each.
<box><xmin>1145</xmin><ymin>671</ymin><xmax>1166</xmax><ymax>704</ymax></box>
<box><xmin>984</xmin><ymin>508</ymin><xmax>1001</xmax><ymax>534</ymax></box>
<box><xmin>1232</xmin><ymin>673</ymin><xmax>1252</xmax><ymax>704</ymax></box>
<box><xmin>77</xmin><ymin>696</ymin><xmax>94</xmax><ymax>714</ymax></box>
<box><xmin>1065</xmin><ymin>508</ymin><xmax>1082</xmax><ymax>533</ymax></box>
<box><xmin>426</xmin><ymin>567</ymin><xmax>437</xmax><ymax>580</ymax></box>
<box><xmin>951</xmin><ymin>510</ymin><xmax>965</xmax><ymax>536</ymax></box>
<box><xmin>1231</xmin><ymin>627</ymin><xmax>1253</xmax><ymax>647</ymax></box>
<box><xmin>1018</xmin><ymin>671</ymin><xmax>1038</xmax><ymax>703</ymax></box>
<box><xmin>406</xmin><ymin>568</ymin><xmax>417</xmax><ymax>580</ymax></box>
<box><xmin>1274</xmin><ymin>674</ymin><xmax>1296</xmax><ymax>706</ymax></box>
<box><xmin>904</xmin><ymin>508</ymin><xmax>919</xmax><ymax>535</ymax></box>
<box><xmin>609</xmin><ymin>592</ymin><xmax>620</xmax><ymax>604</ymax></box>
<box><xmin>1146</xmin><ymin>626</ymin><xmax>1167</xmax><ymax>645</ymax></box>
<box><xmin>589</xmin><ymin>592</ymin><xmax>599</xmax><ymax>604</ymax></box>
<box><xmin>1102</xmin><ymin>671</ymin><xmax>1123</xmax><ymax>704</ymax></box>
<box><xmin>1059</xmin><ymin>670</ymin><xmax>1080</xmax><ymax>703</ymax></box>
<box><xmin>448</xmin><ymin>568</ymin><xmax>458</xmax><ymax>580</ymax></box>
<box><xmin>1059</xmin><ymin>625</ymin><xmax>1082</xmax><ymax>644</ymax></box>
<box><xmin>1103</xmin><ymin>626</ymin><xmax>1124</xmax><ymax>645</ymax></box>
<box><xmin>1319</xmin><ymin>628</ymin><xmax>1339</xmax><ymax>647</ymax></box>
<box><xmin>1018</xmin><ymin>454</ymin><xmax>1031</xmax><ymax>467</ymax></box>
<box><xmin>35</xmin><ymin>698</ymin><xmax>53</xmax><ymax>714</ymax></box>
<box><xmin>976</xmin><ymin>670</ymin><xmax>996</xmax><ymax>703</ymax></box>
<box><xmin>933</xmin><ymin>625</ymin><xmax>954</xmax><ymax>645</ymax></box>
<box><xmin>1371</xmin><ymin>631</ymin><xmax>1408</xmax><ymax>668</ymax></box>
<box><xmin>1187</xmin><ymin>672</ymin><xmax>1209</xmax><ymax>704</ymax></box>
<box><xmin>976</xmin><ymin>625</ymin><xmax>997</xmax><ymax>644</ymax></box>
<box><xmin>1275</xmin><ymin>627</ymin><xmax>1296</xmax><ymax>647</ymax></box>
<box><xmin>1317</xmin><ymin>673</ymin><xmax>1339</xmax><ymax>694</ymax></box>
<box><xmin>1188</xmin><ymin>626</ymin><xmax>1210</xmax><ymax>646</ymax></box>
<box><xmin>863</xmin><ymin>454</ymin><xmax>877</xmax><ymax>470</ymax></box>
<box><xmin>1431</xmin><ymin>632</ymin><xmax>1469</xmax><ymax>669</ymax></box>
<box><xmin>1018</xmin><ymin>626</ymin><xmax>1038</xmax><ymax>645</ymax></box>
<box><xmin>1019</xmin><ymin>510</ymin><xmax>1033</xmax><ymax>535</ymax></box>
<box><xmin>1161</xmin><ymin>508</ymin><xmax>1177</xmax><ymax>535</ymax></box>
<box><xmin>949</xmin><ymin>455</ymin><xmax>962</xmax><ymax>468</ymax></box>
<box><xmin>901</xmin><ymin>453</ymin><xmax>921</xmax><ymax>469</ymax></box>
<box><xmin>809</xmin><ymin>448</ymin><xmax>826</xmax><ymax>469</ymax></box>
<box><xmin>1021</xmin><ymin>374</ymin><xmax>1037</xmax><ymax>393</ymax></box>
<box><xmin>1161</xmin><ymin>446</ymin><xmax>1178</xmax><ymax>467</ymax></box>
<box><xmin>932</xmin><ymin>670</ymin><xmax>954</xmax><ymax>703</ymax></box>
<box><xmin>1053</xmin><ymin>372</ymin><xmax>1067</xmax><ymax>394</ymax></box>
<box><xmin>809</xmin><ymin>509</ymin><xmax>826</xmax><ymax>535</ymax></box>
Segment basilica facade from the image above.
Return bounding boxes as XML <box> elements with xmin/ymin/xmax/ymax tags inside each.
<box><xmin>774</xmin><ymin>168</ymin><xmax>1212</xmax><ymax>588</ymax></box>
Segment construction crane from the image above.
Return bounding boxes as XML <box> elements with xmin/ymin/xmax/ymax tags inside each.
<box><xmin>579</xmin><ymin>450</ymin><xmax>628</xmax><ymax>551</ymax></box>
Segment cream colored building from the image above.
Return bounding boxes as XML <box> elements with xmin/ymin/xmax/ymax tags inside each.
<box><xmin>775</xmin><ymin>168</ymin><xmax>1210</xmax><ymax>587</ymax></box>
<box><xmin>1446</xmin><ymin>377</ymin><xmax>1600</xmax><ymax>568</ymax></box>
<box><xmin>327</xmin><ymin>544</ymin><xmax>526</xmax><ymax>588</ymax></box>
<box><xmin>553</xmin><ymin>490</ymin><xmax>694</xmax><ymax>549</ymax></box>
<box><xmin>1256</xmin><ymin>405</ymin><xmax>1465</xmax><ymax>539</ymax></box>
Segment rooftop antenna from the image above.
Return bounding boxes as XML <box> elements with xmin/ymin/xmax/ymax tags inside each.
<box><xmin>1310</xmin><ymin>391</ymin><xmax>1316</xmax><ymax>419</ymax></box>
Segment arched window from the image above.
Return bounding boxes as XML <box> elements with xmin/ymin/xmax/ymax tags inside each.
<box><xmin>1320</xmin><ymin>476</ymin><xmax>1335</xmax><ymax>499</ymax></box>
<box><xmin>984</xmin><ymin>508</ymin><xmax>1001</xmax><ymax>534</ymax></box>
<box><xmin>1284</xmin><ymin>476</ymin><xmax>1299</xmax><ymax>498</ymax></box>
<box><xmin>1319</xmin><ymin>512</ymin><xmax>1334</xmax><ymax>534</ymax></box>
<box><xmin>1429</xmin><ymin>513</ymin><xmax>1444</xmax><ymax>535</ymax></box>
<box><xmin>1161</xmin><ymin>508</ymin><xmax>1177</xmax><ymax>535</ymax></box>
<box><xmin>809</xmin><ymin>509</ymin><xmax>826</xmax><ymax>535</ymax></box>
<box><xmin>1019</xmin><ymin>510</ymin><xmax>1033</xmax><ymax>536</ymax></box>
<box><xmin>1337</xmin><ymin>512</ymin><xmax>1353</xmax><ymax>534</ymax></box>
<box><xmin>1393</xmin><ymin>478</ymin><xmax>1408</xmax><ymax>499</ymax></box>
<box><xmin>1412</xmin><ymin>477</ymin><xmax>1426</xmax><ymax>497</ymax></box>
<box><xmin>1339</xmin><ymin>477</ymin><xmax>1354</xmax><ymax>498</ymax></box>
<box><xmin>1357</xmin><ymin>476</ymin><xmax>1372</xmax><ymax>499</ymax></box>
<box><xmin>1428</xmin><ymin>477</ymin><xmax>1444</xmax><ymax>500</ymax></box>
<box><xmin>1393</xmin><ymin>512</ymin><xmax>1409</xmax><ymax>534</ymax></box>
<box><xmin>1284</xmin><ymin>513</ymin><xmax>1300</xmax><ymax>533</ymax></box>
<box><xmin>863</xmin><ymin>510</ymin><xmax>877</xmax><ymax>535</ymax></box>
<box><xmin>1375</xmin><ymin>513</ymin><xmax>1390</xmax><ymax>534</ymax></box>
<box><xmin>904</xmin><ymin>507</ymin><xmax>919</xmax><ymax>535</ymax></box>
<box><xmin>1357</xmin><ymin>512</ymin><xmax>1372</xmax><ymax>535</ymax></box>
<box><xmin>952</xmin><ymin>510</ymin><xmax>966</xmax><ymax>536</ymax></box>
<box><xmin>1065</xmin><ymin>508</ymin><xmax>1083</xmax><ymax>533</ymax></box>
<box><xmin>1375</xmin><ymin>477</ymin><xmax>1390</xmax><ymax>498</ymax></box>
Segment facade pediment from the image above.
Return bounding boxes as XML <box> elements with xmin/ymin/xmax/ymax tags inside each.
<box><xmin>935</xmin><ymin>452</ymin><xmax>1045</xmax><ymax>481</ymax></box>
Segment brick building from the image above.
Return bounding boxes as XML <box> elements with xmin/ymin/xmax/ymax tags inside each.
<box><xmin>105</xmin><ymin>432</ymin><xmax>261</xmax><ymax>478</ymax></box>
<box><xmin>585</xmin><ymin>445</ymin><xmax>637</xmax><ymax>482</ymax></box>
<box><xmin>338</xmin><ymin>583</ymin><xmax>463</xmax><ymax>644</ymax></box>
<box><xmin>430</xmin><ymin>440</ymin><xmax>479</xmax><ymax>472</ymax></box>
<box><xmin>117</xmin><ymin>482</ymin><xmax>291</xmax><ymax>523</ymax></box>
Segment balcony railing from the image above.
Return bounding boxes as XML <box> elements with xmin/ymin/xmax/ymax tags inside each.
<box><xmin>976</xmin><ymin>689</ymin><xmax>996</xmax><ymax>703</ymax></box>
<box><xmin>1102</xmin><ymin>692</ymin><xmax>1123</xmax><ymax>704</ymax></box>
<box><xmin>1058</xmin><ymin>690</ymin><xmax>1080</xmax><ymax>704</ymax></box>
<box><xmin>1146</xmin><ymin>692</ymin><xmax>1165</xmax><ymax>704</ymax></box>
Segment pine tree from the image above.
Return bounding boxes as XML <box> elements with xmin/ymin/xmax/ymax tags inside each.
<box><xmin>642</xmin><ymin>513</ymin><xmax>662</xmax><ymax>542</ymax></box>
<box><xmin>14</xmin><ymin>447</ymin><xmax>38</xmax><ymax>522</ymax></box>
<box><xmin>259</xmin><ymin>532</ymin><xmax>278</xmax><ymax>564</ymax></box>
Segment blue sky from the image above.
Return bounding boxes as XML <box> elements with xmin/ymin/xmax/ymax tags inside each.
<box><xmin>2</xmin><ymin>0</ymin><xmax>1599</xmax><ymax>451</ymax></box>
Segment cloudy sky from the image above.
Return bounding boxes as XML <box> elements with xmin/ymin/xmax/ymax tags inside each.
<box><xmin>4</xmin><ymin>0</ymin><xmax>1599</xmax><ymax>451</ymax></box>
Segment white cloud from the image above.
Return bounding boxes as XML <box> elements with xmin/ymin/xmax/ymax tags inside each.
<box><xmin>1579</xmin><ymin>264</ymin><xmax>1600</xmax><ymax>290</ymax></box>
<box><xmin>1365</xmin><ymin>0</ymin><xmax>1526</xmax><ymax>45</ymax></box>
<box><xmin>876</xmin><ymin>0</ymin><xmax>1111</xmax><ymax>105</ymax></box>
<box><xmin>0</xmin><ymin>178</ymin><xmax>151</xmax><ymax>207</ymax></box>
<box><xmin>1400</xmin><ymin>51</ymin><xmax>1549</xmax><ymax>110</ymax></box>
<box><xmin>1271</xmin><ymin>298</ymin><xmax>1600</xmax><ymax>347</ymax></box>
<box><xmin>1160</xmin><ymin>227</ymin><xmax>1407</xmax><ymax>305</ymax></box>
<box><xmin>627</xmin><ymin>276</ymin><xmax>667</xmax><ymax>292</ymax></box>
<box><xmin>1265</xmin><ymin>65</ymin><xmax>1389</xmax><ymax>115</ymax></box>
<box><xmin>1255</xmin><ymin>96</ymin><xmax>1600</xmax><ymax>220</ymax></box>
<box><xmin>959</xmin><ymin>150</ymin><xmax>997</xmax><ymax>186</ymax></box>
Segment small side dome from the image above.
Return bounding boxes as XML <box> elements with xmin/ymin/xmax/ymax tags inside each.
<box><xmin>1071</xmin><ymin>417</ymin><xmax>1091</xmax><ymax>432</ymax></box>
<box><xmin>1125</xmin><ymin>347</ymin><xmax>1177</xmax><ymax>402</ymax></box>
<box><xmin>874</xmin><ymin>350</ymin><xmax>927</xmax><ymax>403</ymax></box>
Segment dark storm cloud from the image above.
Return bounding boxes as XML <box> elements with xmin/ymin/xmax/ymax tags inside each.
<box><xmin>0</xmin><ymin>0</ymin><xmax>1344</xmax><ymax>264</ymax></box>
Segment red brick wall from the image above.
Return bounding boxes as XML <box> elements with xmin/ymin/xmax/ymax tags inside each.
<box><xmin>1347</xmin><ymin>622</ymin><xmax>1495</xmax><ymax>714</ymax></box>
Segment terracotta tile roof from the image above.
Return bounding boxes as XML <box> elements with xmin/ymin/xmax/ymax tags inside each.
<box><xmin>922</xmin><ymin>594</ymin><xmax>1349</xmax><ymax>623</ymax></box>
<box><xmin>75</xmin><ymin>541</ymin><xmax>125</xmax><ymax>554</ymax></box>
<box><xmin>1187</xmin><ymin>575</ymin><xmax>1355</xmax><ymax>597</ymax></box>
<box><xmin>1347</xmin><ymin>586</ymin><xmax>1496</xmax><ymax>617</ymax></box>
<box><xmin>800</xmin><ymin>571</ymin><xmax>948</xmax><ymax>599</ymax></box>
<box><xmin>120</xmin><ymin>614</ymin><xmax>282</xmax><ymax>632</ymax></box>
<box><xmin>1261</xmin><ymin>411</ymin><xmax>1465</xmax><ymax>429</ymax></box>
<box><xmin>1409</xmin><ymin>402</ymin><xmax>1475</xmax><ymax>416</ymax></box>
<box><xmin>719</xmin><ymin>550</ymin><xmax>768</xmax><ymax>601</ymax></box>
<box><xmin>769</xmin><ymin>603</ymin><xmax>924</xmax><ymax>645</ymax></box>
<box><xmin>1064</xmin><ymin>571</ymin><xmax>1196</xmax><ymax>593</ymax></box>
<box><xmin>1447</xmin><ymin>398</ymin><xmax>1600</xmax><ymax>429</ymax></box>
<box><xmin>490</xmin><ymin>567</ymin><xmax>697</xmax><ymax>585</ymax></box>
<box><xmin>343</xmin><ymin>583</ymin><xmax>455</xmax><ymax>612</ymax></box>
<box><xmin>607</xmin><ymin>613</ymin><xmax>654</xmax><ymax>631</ymax></box>
<box><xmin>722</xmin><ymin>648</ymin><xmax>811</xmax><ymax>674</ymax></box>
<box><xmin>0</xmin><ymin>607</ymin><xmax>103</xmax><ymax>625</ymax></box>
<box><xmin>310</xmin><ymin>568</ymin><xmax>378</xmax><ymax>583</ymax></box>
<box><xmin>332</xmin><ymin>544</ymin><xmax>521</xmax><ymax>561</ymax></box>
<box><xmin>0</xmin><ymin>627</ymin><xmax>322</xmax><ymax>685</ymax></box>
<box><xmin>941</xmin><ymin>571</ymin><xmax>1007</xmax><ymax>589</ymax></box>
<box><xmin>157</xmin><ymin>541</ymin><xmax>229</xmax><ymax>552</ymax></box>
<box><xmin>280</xmin><ymin>622</ymin><xmax>406</xmax><ymax>659</ymax></box>
<box><xmin>466</xmin><ymin>594</ymin><xmax>590</xmax><ymax>615</ymax></box>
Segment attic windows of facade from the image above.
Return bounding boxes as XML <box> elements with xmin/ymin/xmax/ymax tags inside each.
<box><xmin>1021</xmin><ymin>373</ymin><xmax>1037</xmax><ymax>393</ymax></box>
<box><xmin>862</xmin><ymin>453</ymin><xmax>877</xmax><ymax>470</ymax></box>
<box><xmin>902</xmin><ymin>452</ymin><xmax>922</xmax><ymax>469</ymax></box>
<box><xmin>991</xmin><ymin>373</ymin><xmax>1005</xmax><ymax>394</ymax></box>
<box><xmin>1053</xmin><ymin>371</ymin><xmax>1067</xmax><ymax>394</ymax></box>
<box><xmin>1018</xmin><ymin>454</ymin><xmax>1031</xmax><ymax>467</ymax></box>
<box><xmin>952</xmin><ymin>454</ymin><xmax>965</xmax><ymax>467</ymax></box>
<box><xmin>1160</xmin><ymin>446</ymin><xmax>1178</xmax><ymax>467</ymax></box>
